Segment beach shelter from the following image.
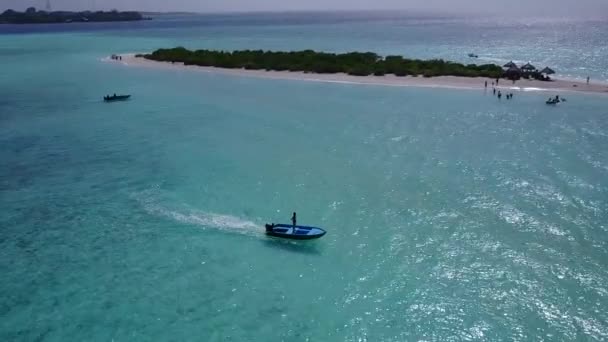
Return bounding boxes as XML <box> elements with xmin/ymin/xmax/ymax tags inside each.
<box><xmin>540</xmin><ymin>67</ymin><xmax>555</xmax><ymax>75</ymax></box>
<box><xmin>505</xmin><ymin>65</ymin><xmax>522</xmax><ymax>79</ymax></box>
<box><xmin>503</xmin><ymin>61</ymin><xmax>517</xmax><ymax>68</ymax></box>
<box><xmin>521</xmin><ymin>62</ymin><xmax>537</xmax><ymax>71</ymax></box>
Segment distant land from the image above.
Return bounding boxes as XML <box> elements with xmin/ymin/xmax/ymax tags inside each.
<box><xmin>140</xmin><ymin>12</ymin><xmax>197</xmax><ymax>16</ymax></box>
<box><xmin>0</xmin><ymin>7</ymin><xmax>148</xmax><ymax>24</ymax></box>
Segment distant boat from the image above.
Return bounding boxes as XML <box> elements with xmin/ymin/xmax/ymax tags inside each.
<box><xmin>265</xmin><ymin>224</ymin><xmax>326</xmax><ymax>240</ymax></box>
<box><xmin>468</xmin><ymin>53</ymin><xmax>479</xmax><ymax>58</ymax></box>
<box><xmin>104</xmin><ymin>94</ymin><xmax>131</xmax><ymax>102</ymax></box>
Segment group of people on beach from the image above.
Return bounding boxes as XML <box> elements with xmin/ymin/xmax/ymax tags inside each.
<box><xmin>485</xmin><ymin>80</ymin><xmax>514</xmax><ymax>100</ymax></box>
<box><xmin>485</xmin><ymin>78</ymin><xmax>501</xmax><ymax>88</ymax></box>
<box><xmin>110</xmin><ymin>54</ymin><xmax>122</xmax><ymax>61</ymax></box>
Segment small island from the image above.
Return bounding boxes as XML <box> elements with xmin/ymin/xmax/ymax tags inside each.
<box><xmin>0</xmin><ymin>7</ymin><xmax>147</xmax><ymax>24</ymax></box>
<box><xmin>137</xmin><ymin>47</ymin><xmax>504</xmax><ymax>78</ymax></box>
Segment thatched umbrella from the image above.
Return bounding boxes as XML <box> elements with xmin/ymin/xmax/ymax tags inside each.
<box><xmin>540</xmin><ymin>67</ymin><xmax>555</xmax><ymax>75</ymax></box>
<box><xmin>507</xmin><ymin>65</ymin><xmax>521</xmax><ymax>72</ymax></box>
<box><xmin>521</xmin><ymin>62</ymin><xmax>537</xmax><ymax>71</ymax></box>
<box><xmin>503</xmin><ymin>61</ymin><xmax>517</xmax><ymax>68</ymax></box>
<box><xmin>505</xmin><ymin>65</ymin><xmax>522</xmax><ymax>79</ymax></box>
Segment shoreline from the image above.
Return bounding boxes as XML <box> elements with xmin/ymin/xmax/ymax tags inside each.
<box><xmin>111</xmin><ymin>54</ymin><xmax>608</xmax><ymax>95</ymax></box>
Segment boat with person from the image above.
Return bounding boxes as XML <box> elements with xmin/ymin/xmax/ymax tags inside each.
<box><xmin>265</xmin><ymin>223</ymin><xmax>326</xmax><ymax>240</ymax></box>
<box><xmin>104</xmin><ymin>94</ymin><xmax>131</xmax><ymax>102</ymax></box>
<box><xmin>546</xmin><ymin>95</ymin><xmax>565</xmax><ymax>105</ymax></box>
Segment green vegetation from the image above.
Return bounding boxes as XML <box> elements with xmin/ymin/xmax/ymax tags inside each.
<box><xmin>139</xmin><ymin>47</ymin><xmax>504</xmax><ymax>78</ymax></box>
<box><xmin>0</xmin><ymin>7</ymin><xmax>146</xmax><ymax>24</ymax></box>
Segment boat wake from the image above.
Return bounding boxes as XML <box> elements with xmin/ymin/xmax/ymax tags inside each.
<box><xmin>132</xmin><ymin>188</ymin><xmax>262</xmax><ymax>237</ymax></box>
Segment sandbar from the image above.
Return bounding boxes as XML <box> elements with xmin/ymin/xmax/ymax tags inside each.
<box><xmin>109</xmin><ymin>54</ymin><xmax>608</xmax><ymax>95</ymax></box>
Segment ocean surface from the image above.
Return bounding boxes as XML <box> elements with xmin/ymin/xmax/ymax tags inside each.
<box><xmin>1</xmin><ymin>12</ymin><xmax>608</xmax><ymax>341</ymax></box>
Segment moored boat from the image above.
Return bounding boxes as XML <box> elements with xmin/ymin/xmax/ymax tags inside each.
<box><xmin>546</xmin><ymin>95</ymin><xmax>562</xmax><ymax>105</ymax></box>
<box><xmin>265</xmin><ymin>223</ymin><xmax>326</xmax><ymax>240</ymax></box>
<box><xmin>104</xmin><ymin>94</ymin><xmax>131</xmax><ymax>102</ymax></box>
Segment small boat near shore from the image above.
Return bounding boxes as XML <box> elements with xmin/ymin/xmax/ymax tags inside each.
<box><xmin>265</xmin><ymin>223</ymin><xmax>326</xmax><ymax>240</ymax></box>
<box><xmin>104</xmin><ymin>94</ymin><xmax>131</xmax><ymax>102</ymax></box>
<box><xmin>546</xmin><ymin>95</ymin><xmax>565</xmax><ymax>105</ymax></box>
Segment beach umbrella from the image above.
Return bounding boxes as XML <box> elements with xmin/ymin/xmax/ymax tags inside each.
<box><xmin>505</xmin><ymin>65</ymin><xmax>522</xmax><ymax>77</ymax></box>
<box><xmin>540</xmin><ymin>67</ymin><xmax>555</xmax><ymax>74</ymax></box>
<box><xmin>507</xmin><ymin>65</ymin><xmax>521</xmax><ymax>72</ymax></box>
<box><xmin>503</xmin><ymin>61</ymin><xmax>517</xmax><ymax>68</ymax></box>
<box><xmin>521</xmin><ymin>62</ymin><xmax>537</xmax><ymax>71</ymax></box>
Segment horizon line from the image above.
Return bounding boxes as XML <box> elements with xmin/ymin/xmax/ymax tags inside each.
<box><xmin>3</xmin><ymin>7</ymin><xmax>607</xmax><ymax>20</ymax></box>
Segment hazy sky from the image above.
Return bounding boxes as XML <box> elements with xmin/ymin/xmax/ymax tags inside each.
<box><xmin>2</xmin><ymin>0</ymin><xmax>607</xmax><ymax>16</ymax></box>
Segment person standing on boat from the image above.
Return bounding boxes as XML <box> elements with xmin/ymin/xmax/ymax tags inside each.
<box><xmin>291</xmin><ymin>212</ymin><xmax>297</xmax><ymax>229</ymax></box>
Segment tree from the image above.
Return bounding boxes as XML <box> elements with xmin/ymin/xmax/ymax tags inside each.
<box><xmin>25</xmin><ymin>7</ymin><xmax>37</xmax><ymax>14</ymax></box>
<box><xmin>142</xmin><ymin>47</ymin><xmax>506</xmax><ymax>79</ymax></box>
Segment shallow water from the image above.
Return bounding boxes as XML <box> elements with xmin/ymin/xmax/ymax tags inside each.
<box><xmin>1</xmin><ymin>12</ymin><xmax>608</xmax><ymax>341</ymax></box>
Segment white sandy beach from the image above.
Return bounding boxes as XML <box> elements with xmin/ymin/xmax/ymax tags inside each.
<box><xmin>112</xmin><ymin>54</ymin><xmax>608</xmax><ymax>95</ymax></box>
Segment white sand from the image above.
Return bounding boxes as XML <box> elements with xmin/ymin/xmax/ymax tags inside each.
<box><xmin>110</xmin><ymin>54</ymin><xmax>608</xmax><ymax>95</ymax></box>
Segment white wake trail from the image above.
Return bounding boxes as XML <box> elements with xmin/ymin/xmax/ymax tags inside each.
<box><xmin>132</xmin><ymin>188</ymin><xmax>262</xmax><ymax>236</ymax></box>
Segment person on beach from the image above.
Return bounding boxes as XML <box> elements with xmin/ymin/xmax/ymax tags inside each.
<box><xmin>587</xmin><ymin>76</ymin><xmax>590</xmax><ymax>84</ymax></box>
<box><xmin>485</xmin><ymin>81</ymin><xmax>487</xmax><ymax>88</ymax></box>
<box><xmin>291</xmin><ymin>212</ymin><xmax>297</xmax><ymax>229</ymax></box>
<box><xmin>496</xmin><ymin>78</ymin><xmax>499</xmax><ymax>85</ymax></box>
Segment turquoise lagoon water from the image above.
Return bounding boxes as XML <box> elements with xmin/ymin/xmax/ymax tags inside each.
<box><xmin>1</xmin><ymin>13</ymin><xmax>608</xmax><ymax>341</ymax></box>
